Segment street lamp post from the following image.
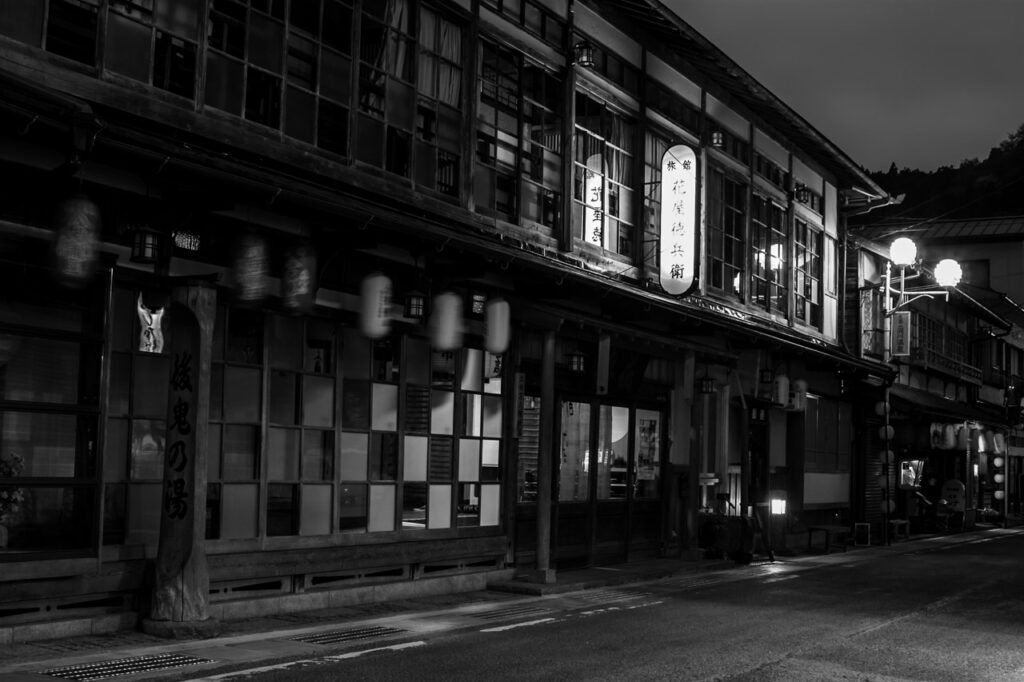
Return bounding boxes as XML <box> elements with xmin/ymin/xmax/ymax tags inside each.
<box><xmin>881</xmin><ymin>237</ymin><xmax>960</xmax><ymax>545</ymax></box>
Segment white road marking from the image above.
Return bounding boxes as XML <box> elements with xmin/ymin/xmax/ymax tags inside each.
<box><xmin>480</xmin><ymin>618</ymin><xmax>556</xmax><ymax>632</ymax></box>
<box><xmin>188</xmin><ymin>641</ymin><xmax>427</xmax><ymax>680</ymax></box>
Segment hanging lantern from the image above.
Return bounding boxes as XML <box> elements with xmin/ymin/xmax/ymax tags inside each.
<box><xmin>52</xmin><ymin>193</ymin><xmax>100</xmax><ymax>288</ymax></box>
<box><xmin>878</xmin><ymin>424</ymin><xmax>895</xmax><ymax>441</ymax></box>
<box><xmin>484</xmin><ymin>298</ymin><xmax>510</xmax><ymax>355</ymax></box>
<box><xmin>878</xmin><ymin>449</ymin><xmax>894</xmax><ymax>465</ymax></box>
<box><xmin>232</xmin><ymin>231</ymin><xmax>269</xmax><ymax>303</ymax></box>
<box><xmin>281</xmin><ymin>243</ymin><xmax>317</xmax><ymax>314</ymax></box>
<box><xmin>360</xmin><ymin>272</ymin><xmax>392</xmax><ymax>339</ymax></box>
<box><xmin>129</xmin><ymin>224</ymin><xmax>163</xmax><ymax>264</ymax></box>
<box><xmin>995</xmin><ymin>490</ymin><xmax>1006</xmax><ymax>500</ymax></box>
<box><xmin>430</xmin><ymin>291</ymin><xmax>463</xmax><ymax>351</ymax></box>
<box><xmin>875</xmin><ymin>401</ymin><xmax>889</xmax><ymax>417</ymax></box>
<box><xmin>772</xmin><ymin>374</ymin><xmax>789</xmax><ymax>406</ymax></box>
<box><xmin>993</xmin><ymin>456</ymin><xmax>1005</xmax><ymax>469</ymax></box>
<box><xmin>955</xmin><ymin>424</ymin><xmax>969</xmax><ymax>450</ymax></box>
<box><xmin>994</xmin><ymin>432</ymin><xmax>1007</xmax><ymax>454</ymax></box>
<box><xmin>942</xmin><ymin>424</ymin><xmax>955</xmax><ymax>450</ymax></box>
<box><xmin>994</xmin><ymin>473</ymin><xmax>1006</xmax><ymax>484</ymax></box>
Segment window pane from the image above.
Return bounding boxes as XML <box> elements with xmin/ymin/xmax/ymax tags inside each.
<box><xmin>106</xmin><ymin>12</ymin><xmax>151</xmax><ymax>82</ymax></box>
<box><xmin>482</xmin><ymin>395</ymin><xmax>503</xmax><ymax>437</ymax></box>
<box><xmin>369</xmin><ymin>432</ymin><xmax>398</xmax><ymax>480</ymax></box>
<box><xmin>559</xmin><ymin>400</ymin><xmax>590</xmax><ymax>502</ymax></box>
<box><xmin>480</xmin><ymin>484</ymin><xmax>500</xmax><ymax>526</ymax></box>
<box><xmin>127</xmin><ymin>482</ymin><xmax>161</xmax><ymax>545</ymax></box>
<box><xmin>300</xmin><ymin>484</ymin><xmax>332</xmax><ymax>536</ymax></box>
<box><xmin>226</xmin><ymin>309</ymin><xmax>263</xmax><ymax>364</ymax></box>
<box><xmin>341</xmin><ymin>379</ymin><xmax>370</xmax><ymax>429</ymax></box>
<box><xmin>635</xmin><ymin>409</ymin><xmax>661</xmax><ymax>499</ymax></box>
<box><xmin>133</xmin><ymin>354</ymin><xmax>169</xmax><ymax>417</ymax></box>
<box><xmin>461</xmin><ymin>393</ymin><xmax>482</xmax><ymax>436</ymax></box>
<box><xmin>429</xmin><ymin>436</ymin><xmax>452</xmax><ymax>482</ymax></box>
<box><xmin>269</xmin><ymin>315</ymin><xmax>303</xmax><ymax>368</ymax></box>
<box><xmin>268</xmin><ymin>427</ymin><xmax>299</xmax><ymax>480</ymax></box>
<box><xmin>267</xmin><ymin>483</ymin><xmax>297</xmax><ymax>535</ymax></box>
<box><xmin>340</xmin><ymin>431</ymin><xmax>368</xmax><ymax>481</ymax></box>
<box><xmin>248</xmin><ymin>13</ymin><xmax>283</xmax><ymax>73</ymax></box>
<box><xmin>406</xmin><ymin>338</ymin><xmax>430</xmax><ymax>384</ymax></box>
<box><xmin>342</xmin><ymin>327</ymin><xmax>371</xmax><ymax>379</ymax></box>
<box><xmin>302</xmin><ymin>429</ymin><xmax>334</xmax><ymax>481</ymax></box>
<box><xmin>457</xmin><ymin>483</ymin><xmax>479</xmax><ymax>526</ymax></box>
<box><xmin>223</xmin><ymin>425</ymin><xmax>257</xmax><ymax>479</ymax></box>
<box><xmin>368</xmin><ymin>484</ymin><xmax>395</xmax><ymax>532</ymax></box>
<box><xmin>208</xmin><ymin>423</ymin><xmax>221</xmax><ymax>481</ymax></box>
<box><xmin>405</xmin><ymin>385</ymin><xmax>430</xmax><ymax>434</ymax></box>
<box><xmin>104</xmin><ymin>418</ymin><xmax>129</xmax><ymax>481</ymax></box>
<box><xmin>130</xmin><ymin>419</ymin><xmax>165</xmax><ymax>480</ymax></box>
<box><xmin>404</xmin><ymin>435</ymin><xmax>428</xmax><ymax>482</ymax></box>
<box><xmin>402</xmin><ymin>482</ymin><xmax>427</xmax><ymax>528</ymax></box>
<box><xmin>270</xmin><ymin>370</ymin><xmax>299</xmax><ymax>424</ymax></box>
<box><xmin>371</xmin><ymin>382</ymin><xmax>398</xmax><ymax>431</ymax></box>
<box><xmin>428</xmin><ymin>484</ymin><xmax>451</xmax><ymax>529</ymax></box>
<box><xmin>458</xmin><ymin>438</ymin><xmax>480</xmax><ymax>482</ymax></box>
<box><xmin>339</xmin><ymin>482</ymin><xmax>367</xmax><ymax>532</ymax></box>
<box><xmin>224</xmin><ymin>366</ymin><xmax>261</xmax><ymax>422</ymax></box>
<box><xmin>430</xmin><ymin>390</ymin><xmax>453</xmax><ymax>434</ymax></box>
<box><xmin>481</xmin><ymin>439</ymin><xmax>500</xmax><ymax>481</ymax></box>
<box><xmin>461</xmin><ymin>349</ymin><xmax>483</xmax><ymax>391</ymax></box>
<box><xmin>597</xmin><ymin>405</ymin><xmax>630</xmax><ymax>500</ymax></box>
<box><xmin>303</xmin><ymin>375</ymin><xmax>335</xmax><ymax>427</ymax></box>
<box><xmin>305</xmin><ymin>320</ymin><xmax>336</xmax><ymax>374</ymax></box>
<box><xmin>221</xmin><ymin>483</ymin><xmax>258</xmax><ymax>538</ymax></box>
<box><xmin>0</xmin><ymin>485</ymin><xmax>93</xmax><ymax>550</ymax></box>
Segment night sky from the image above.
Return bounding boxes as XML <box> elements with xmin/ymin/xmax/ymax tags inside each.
<box><xmin>667</xmin><ymin>0</ymin><xmax>1024</xmax><ymax>173</ymax></box>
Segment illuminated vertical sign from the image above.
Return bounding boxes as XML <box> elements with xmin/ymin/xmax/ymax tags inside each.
<box><xmin>659</xmin><ymin>144</ymin><xmax>698</xmax><ymax>296</ymax></box>
<box><xmin>891</xmin><ymin>310</ymin><xmax>911</xmax><ymax>356</ymax></box>
<box><xmin>584</xmin><ymin>154</ymin><xmax>604</xmax><ymax>247</ymax></box>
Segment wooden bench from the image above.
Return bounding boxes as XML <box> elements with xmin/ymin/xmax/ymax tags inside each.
<box><xmin>807</xmin><ymin>524</ymin><xmax>851</xmax><ymax>554</ymax></box>
<box><xmin>889</xmin><ymin>518</ymin><xmax>910</xmax><ymax>541</ymax></box>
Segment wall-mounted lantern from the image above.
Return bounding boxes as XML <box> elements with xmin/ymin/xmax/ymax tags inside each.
<box><xmin>129</xmin><ymin>224</ymin><xmax>163</xmax><ymax>264</ymax></box>
<box><xmin>710</xmin><ymin>130</ymin><xmax>724</xmax><ymax>148</ymax></box>
<box><xmin>404</xmin><ymin>291</ymin><xmax>426</xmax><ymax>319</ymax></box>
<box><xmin>699</xmin><ymin>376</ymin><xmax>716</xmax><ymax>394</ymax></box>
<box><xmin>567</xmin><ymin>351</ymin><xmax>586</xmax><ymax>373</ymax></box>
<box><xmin>573</xmin><ymin>40</ymin><xmax>595</xmax><ymax>68</ymax></box>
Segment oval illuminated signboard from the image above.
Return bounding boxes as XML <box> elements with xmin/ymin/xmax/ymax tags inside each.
<box><xmin>659</xmin><ymin>144</ymin><xmax>698</xmax><ymax>296</ymax></box>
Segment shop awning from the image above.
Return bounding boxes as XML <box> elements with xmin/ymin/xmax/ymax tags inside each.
<box><xmin>889</xmin><ymin>384</ymin><xmax>1007</xmax><ymax>428</ymax></box>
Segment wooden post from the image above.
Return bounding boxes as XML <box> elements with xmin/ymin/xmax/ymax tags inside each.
<box><xmin>142</xmin><ymin>282</ymin><xmax>219</xmax><ymax>638</ymax></box>
<box><xmin>531</xmin><ymin>329</ymin><xmax>557</xmax><ymax>582</ymax></box>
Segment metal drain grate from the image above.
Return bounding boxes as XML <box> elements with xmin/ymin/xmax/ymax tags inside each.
<box><xmin>472</xmin><ymin>605</ymin><xmax>553</xmax><ymax>620</ymax></box>
<box><xmin>291</xmin><ymin>625</ymin><xmax>405</xmax><ymax>645</ymax></box>
<box><xmin>42</xmin><ymin>653</ymin><xmax>211</xmax><ymax>681</ymax></box>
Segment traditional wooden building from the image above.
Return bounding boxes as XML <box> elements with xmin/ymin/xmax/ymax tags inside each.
<box><xmin>0</xmin><ymin>0</ymin><xmax>890</xmax><ymax>640</ymax></box>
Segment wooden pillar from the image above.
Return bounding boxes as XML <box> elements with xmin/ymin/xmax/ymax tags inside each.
<box><xmin>142</xmin><ymin>282</ymin><xmax>219</xmax><ymax>638</ymax></box>
<box><xmin>531</xmin><ymin>329</ymin><xmax>558</xmax><ymax>582</ymax></box>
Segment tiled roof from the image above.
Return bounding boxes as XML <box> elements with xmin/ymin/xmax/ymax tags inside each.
<box><xmin>853</xmin><ymin>216</ymin><xmax>1024</xmax><ymax>242</ymax></box>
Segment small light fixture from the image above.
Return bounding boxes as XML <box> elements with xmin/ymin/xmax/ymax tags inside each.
<box><xmin>770</xmin><ymin>497</ymin><xmax>787</xmax><ymax>515</ymax></box>
<box><xmin>710</xmin><ymin>130</ymin><xmax>724</xmax><ymax>148</ymax></box>
<box><xmin>568</xmin><ymin>351</ymin><xmax>586</xmax><ymax>373</ymax></box>
<box><xmin>700</xmin><ymin>376</ymin><xmax>716</xmax><ymax>394</ymax></box>
<box><xmin>795</xmin><ymin>184</ymin><xmax>812</xmax><ymax>204</ymax></box>
<box><xmin>130</xmin><ymin>224</ymin><xmax>163</xmax><ymax>264</ymax></box>
<box><xmin>759</xmin><ymin>368</ymin><xmax>774</xmax><ymax>385</ymax></box>
<box><xmin>889</xmin><ymin>237</ymin><xmax>918</xmax><ymax>267</ymax></box>
<box><xmin>573</xmin><ymin>40</ymin><xmax>595</xmax><ymax>68</ymax></box>
<box><xmin>934</xmin><ymin>258</ymin><xmax>963</xmax><ymax>287</ymax></box>
<box><xmin>471</xmin><ymin>292</ymin><xmax>487</xmax><ymax>316</ymax></box>
<box><xmin>405</xmin><ymin>291</ymin><xmax>426</xmax><ymax>319</ymax></box>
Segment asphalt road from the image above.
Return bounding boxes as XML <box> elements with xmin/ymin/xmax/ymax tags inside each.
<box><xmin>175</xmin><ymin>529</ymin><xmax>1024</xmax><ymax>682</ymax></box>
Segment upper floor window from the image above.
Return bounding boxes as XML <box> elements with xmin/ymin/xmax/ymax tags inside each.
<box><xmin>706</xmin><ymin>166</ymin><xmax>746</xmax><ymax>296</ymax></box>
<box><xmin>794</xmin><ymin>218</ymin><xmax>822</xmax><ymax>328</ymax></box>
<box><xmin>751</xmin><ymin>195</ymin><xmax>787</xmax><ymax>314</ymax></box>
<box><xmin>204</xmin><ymin>0</ymin><xmax>354</xmax><ymax>156</ymax></box>
<box><xmin>709</xmin><ymin>127</ymin><xmax>750</xmax><ymax>166</ymax></box>
<box><xmin>106</xmin><ymin>0</ymin><xmax>200</xmax><ymax>100</ymax></box>
<box><xmin>574</xmin><ymin>34</ymin><xmax>640</xmax><ymax>96</ymax></box>
<box><xmin>646</xmin><ymin>79</ymin><xmax>700</xmax><ymax>138</ymax></box>
<box><xmin>573</xmin><ymin>92</ymin><xmax>636</xmax><ymax>257</ymax></box>
<box><xmin>642</xmin><ymin>131</ymin><xmax>670</xmax><ymax>273</ymax></box>
<box><xmin>754</xmin><ymin>152</ymin><xmax>786</xmax><ymax>189</ymax></box>
<box><xmin>481</xmin><ymin>0</ymin><xmax>565</xmax><ymax>47</ymax></box>
<box><xmin>475</xmin><ymin>40</ymin><xmax>562</xmax><ymax>227</ymax></box>
<box><xmin>415</xmin><ymin>4</ymin><xmax>463</xmax><ymax>197</ymax></box>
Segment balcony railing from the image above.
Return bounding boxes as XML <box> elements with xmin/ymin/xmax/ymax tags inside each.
<box><xmin>909</xmin><ymin>346</ymin><xmax>982</xmax><ymax>384</ymax></box>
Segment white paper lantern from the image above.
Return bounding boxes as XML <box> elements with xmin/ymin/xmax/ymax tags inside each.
<box><xmin>994</xmin><ymin>490</ymin><xmax>1006</xmax><ymax>500</ymax></box>
<box><xmin>994</xmin><ymin>433</ymin><xmax>1007</xmax><ymax>454</ymax></box>
<box><xmin>233</xmin><ymin>232</ymin><xmax>269</xmax><ymax>303</ymax></box>
<box><xmin>430</xmin><ymin>291</ymin><xmax>463</xmax><ymax>351</ymax></box>
<box><xmin>282</xmin><ymin>243</ymin><xmax>317</xmax><ymax>314</ymax></box>
<box><xmin>360</xmin><ymin>272</ymin><xmax>392</xmax><ymax>339</ymax></box>
<box><xmin>879</xmin><ymin>449</ymin><xmax>894</xmax><ymax>465</ymax></box>
<box><xmin>993</xmin><ymin>456</ymin><xmax>1005</xmax><ymax>468</ymax></box>
<box><xmin>52</xmin><ymin>193</ymin><xmax>100</xmax><ymax>288</ymax></box>
<box><xmin>484</xmin><ymin>298</ymin><xmax>510</xmax><ymax>354</ymax></box>
<box><xmin>879</xmin><ymin>424</ymin><xmax>895</xmax><ymax>441</ymax></box>
<box><xmin>994</xmin><ymin>473</ymin><xmax>1005</xmax><ymax>484</ymax></box>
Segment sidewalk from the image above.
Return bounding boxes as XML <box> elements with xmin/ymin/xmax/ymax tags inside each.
<box><xmin>2</xmin><ymin>525</ymin><xmax>1019</xmax><ymax>681</ymax></box>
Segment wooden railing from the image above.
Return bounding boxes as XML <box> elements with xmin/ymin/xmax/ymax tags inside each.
<box><xmin>909</xmin><ymin>346</ymin><xmax>983</xmax><ymax>384</ymax></box>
